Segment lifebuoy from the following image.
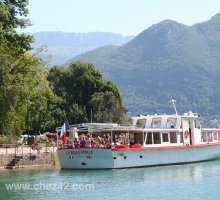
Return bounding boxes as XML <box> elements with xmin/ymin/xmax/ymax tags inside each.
<box><xmin>184</xmin><ymin>130</ymin><xmax>189</xmax><ymax>139</ymax></box>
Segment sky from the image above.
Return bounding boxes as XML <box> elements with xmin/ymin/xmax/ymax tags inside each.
<box><xmin>25</xmin><ymin>0</ymin><xmax>220</xmax><ymax>36</ymax></box>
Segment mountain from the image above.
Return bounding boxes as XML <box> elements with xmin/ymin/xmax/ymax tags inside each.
<box><xmin>70</xmin><ymin>13</ymin><xmax>220</xmax><ymax>118</ymax></box>
<box><xmin>193</xmin><ymin>13</ymin><xmax>220</xmax><ymax>61</ymax></box>
<box><xmin>32</xmin><ymin>32</ymin><xmax>134</xmax><ymax>65</ymax></box>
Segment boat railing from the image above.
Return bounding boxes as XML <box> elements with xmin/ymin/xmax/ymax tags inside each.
<box><xmin>57</xmin><ymin>143</ymin><xmax>143</xmax><ymax>150</ymax></box>
<box><xmin>201</xmin><ymin>128</ymin><xmax>220</xmax><ymax>143</ymax></box>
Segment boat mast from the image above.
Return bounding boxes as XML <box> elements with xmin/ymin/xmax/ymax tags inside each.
<box><xmin>170</xmin><ymin>97</ymin><xmax>178</xmax><ymax>115</ymax></box>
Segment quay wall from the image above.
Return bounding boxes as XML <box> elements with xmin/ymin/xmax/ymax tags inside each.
<box><xmin>0</xmin><ymin>154</ymin><xmax>15</xmax><ymax>167</ymax></box>
<box><xmin>0</xmin><ymin>146</ymin><xmax>57</xmax><ymax>168</ymax></box>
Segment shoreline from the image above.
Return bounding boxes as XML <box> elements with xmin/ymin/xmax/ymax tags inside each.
<box><xmin>0</xmin><ymin>146</ymin><xmax>60</xmax><ymax>170</ymax></box>
<box><xmin>0</xmin><ymin>164</ymin><xmax>60</xmax><ymax>171</ymax></box>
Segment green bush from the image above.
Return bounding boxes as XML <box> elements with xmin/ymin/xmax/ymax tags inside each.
<box><xmin>0</xmin><ymin>134</ymin><xmax>19</xmax><ymax>144</ymax></box>
<box><xmin>39</xmin><ymin>135</ymin><xmax>48</xmax><ymax>143</ymax></box>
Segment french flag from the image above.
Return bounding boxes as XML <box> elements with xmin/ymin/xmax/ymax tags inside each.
<box><xmin>60</xmin><ymin>116</ymin><xmax>69</xmax><ymax>143</ymax></box>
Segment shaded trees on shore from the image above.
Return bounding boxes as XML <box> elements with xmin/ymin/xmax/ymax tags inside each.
<box><xmin>0</xmin><ymin>0</ymin><xmax>127</xmax><ymax>135</ymax></box>
<box><xmin>48</xmin><ymin>61</ymin><xmax>127</xmax><ymax>125</ymax></box>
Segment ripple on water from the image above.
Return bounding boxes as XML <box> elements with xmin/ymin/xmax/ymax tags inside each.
<box><xmin>1</xmin><ymin>160</ymin><xmax>220</xmax><ymax>200</ymax></box>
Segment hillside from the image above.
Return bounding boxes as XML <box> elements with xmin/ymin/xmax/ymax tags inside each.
<box><xmin>71</xmin><ymin>13</ymin><xmax>220</xmax><ymax>118</ymax></box>
<box><xmin>32</xmin><ymin>32</ymin><xmax>134</xmax><ymax>64</ymax></box>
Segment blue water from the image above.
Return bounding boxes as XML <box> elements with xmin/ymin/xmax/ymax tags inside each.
<box><xmin>1</xmin><ymin>160</ymin><xmax>220</xmax><ymax>200</ymax></box>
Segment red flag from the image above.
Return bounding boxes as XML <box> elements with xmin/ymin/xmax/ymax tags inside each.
<box><xmin>60</xmin><ymin>122</ymin><xmax>67</xmax><ymax>143</ymax></box>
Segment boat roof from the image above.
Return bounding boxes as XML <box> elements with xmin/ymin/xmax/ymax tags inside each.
<box><xmin>132</xmin><ymin>111</ymin><xmax>199</xmax><ymax>119</ymax></box>
<box><xmin>62</xmin><ymin>123</ymin><xmax>181</xmax><ymax>134</ymax></box>
<box><xmin>56</xmin><ymin>111</ymin><xmax>201</xmax><ymax>134</ymax></box>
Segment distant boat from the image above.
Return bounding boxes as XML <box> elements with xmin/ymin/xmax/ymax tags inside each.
<box><xmin>57</xmin><ymin>111</ymin><xmax>220</xmax><ymax>169</ymax></box>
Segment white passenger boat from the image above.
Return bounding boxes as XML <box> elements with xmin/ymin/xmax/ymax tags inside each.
<box><xmin>57</xmin><ymin>109</ymin><xmax>220</xmax><ymax>169</ymax></box>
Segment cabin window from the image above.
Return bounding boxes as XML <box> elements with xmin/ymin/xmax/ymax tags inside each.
<box><xmin>201</xmin><ymin>132</ymin><xmax>205</xmax><ymax>142</ymax></box>
<box><xmin>129</xmin><ymin>133</ymin><xmax>135</xmax><ymax>144</ymax></box>
<box><xmin>213</xmin><ymin>131</ymin><xmax>218</xmax><ymax>141</ymax></box>
<box><xmin>153</xmin><ymin>132</ymin><xmax>161</xmax><ymax>144</ymax></box>
<box><xmin>208</xmin><ymin>133</ymin><xmax>213</xmax><ymax>142</ymax></box>
<box><xmin>202</xmin><ymin>132</ymin><xmax>208</xmax><ymax>142</ymax></box>
<box><xmin>194</xmin><ymin>119</ymin><xmax>200</xmax><ymax>129</ymax></box>
<box><xmin>170</xmin><ymin>132</ymin><xmax>177</xmax><ymax>143</ymax></box>
<box><xmin>151</xmin><ymin>118</ymin><xmax>162</xmax><ymax>128</ymax></box>
<box><xmin>134</xmin><ymin>133</ymin><xmax>143</xmax><ymax>144</ymax></box>
<box><xmin>166</xmin><ymin>118</ymin><xmax>177</xmax><ymax>128</ymax></box>
<box><xmin>179</xmin><ymin>132</ymin><xmax>183</xmax><ymax>143</ymax></box>
<box><xmin>136</xmin><ymin>119</ymin><xmax>146</xmax><ymax>128</ymax></box>
<box><xmin>162</xmin><ymin>133</ymin><xmax>169</xmax><ymax>142</ymax></box>
<box><xmin>202</xmin><ymin>132</ymin><xmax>212</xmax><ymax>142</ymax></box>
<box><xmin>203</xmin><ymin>131</ymin><xmax>214</xmax><ymax>142</ymax></box>
<box><xmin>146</xmin><ymin>132</ymin><xmax>153</xmax><ymax>144</ymax></box>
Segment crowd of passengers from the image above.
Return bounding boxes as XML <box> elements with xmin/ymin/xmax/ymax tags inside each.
<box><xmin>66</xmin><ymin>133</ymin><xmax>130</xmax><ymax>148</ymax></box>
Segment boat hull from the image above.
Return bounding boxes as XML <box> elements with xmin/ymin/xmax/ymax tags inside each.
<box><xmin>57</xmin><ymin>143</ymin><xmax>220</xmax><ymax>169</ymax></box>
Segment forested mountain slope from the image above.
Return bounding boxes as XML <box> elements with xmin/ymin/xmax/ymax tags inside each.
<box><xmin>71</xmin><ymin>13</ymin><xmax>220</xmax><ymax>119</ymax></box>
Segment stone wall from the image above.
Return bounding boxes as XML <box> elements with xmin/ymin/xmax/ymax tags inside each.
<box><xmin>0</xmin><ymin>146</ymin><xmax>57</xmax><ymax>168</ymax></box>
<box><xmin>0</xmin><ymin>154</ymin><xmax>15</xmax><ymax>167</ymax></box>
<box><xmin>18</xmin><ymin>153</ymin><xmax>54</xmax><ymax>166</ymax></box>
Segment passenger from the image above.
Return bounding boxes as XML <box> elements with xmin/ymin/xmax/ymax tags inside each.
<box><xmin>85</xmin><ymin>135</ymin><xmax>92</xmax><ymax>148</ymax></box>
<box><xmin>115</xmin><ymin>139</ymin><xmax>121</xmax><ymax>145</ymax></box>
<box><xmin>80</xmin><ymin>137</ymin><xmax>86</xmax><ymax>148</ymax></box>
<box><xmin>106</xmin><ymin>143</ymin><xmax>111</xmax><ymax>149</ymax></box>
<box><xmin>74</xmin><ymin>138</ymin><xmax>80</xmax><ymax>148</ymax></box>
<box><xmin>97</xmin><ymin>136</ymin><xmax>104</xmax><ymax>148</ymax></box>
<box><xmin>92</xmin><ymin>138</ymin><xmax>99</xmax><ymax>148</ymax></box>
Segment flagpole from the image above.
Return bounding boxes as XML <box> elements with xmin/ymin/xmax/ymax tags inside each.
<box><xmin>60</xmin><ymin>113</ymin><xmax>69</xmax><ymax>144</ymax></box>
<box><xmin>91</xmin><ymin>109</ymin><xmax>92</xmax><ymax>123</ymax></box>
<box><xmin>56</xmin><ymin>128</ymin><xmax>58</xmax><ymax>147</ymax></box>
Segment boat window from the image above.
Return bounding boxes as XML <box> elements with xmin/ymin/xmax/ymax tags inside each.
<box><xmin>201</xmin><ymin>132</ymin><xmax>206</xmax><ymax>142</ymax></box>
<box><xmin>166</xmin><ymin>118</ymin><xmax>177</xmax><ymax>128</ymax></box>
<box><xmin>208</xmin><ymin>133</ymin><xmax>213</xmax><ymax>142</ymax></box>
<box><xmin>151</xmin><ymin>118</ymin><xmax>162</xmax><ymax>128</ymax></box>
<box><xmin>194</xmin><ymin>119</ymin><xmax>200</xmax><ymax>129</ymax></box>
<box><xmin>153</xmin><ymin>132</ymin><xmax>161</xmax><ymax>144</ymax></box>
<box><xmin>146</xmin><ymin>132</ymin><xmax>153</xmax><ymax>144</ymax></box>
<box><xmin>202</xmin><ymin>132</ymin><xmax>211</xmax><ymax>142</ymax></box>
<box><xmin>213</xmin><ymin>131</ymin><xmax>218</xmax><ymax>141</ymax></box>
<box><xmin>134</xmin><ymin>133</ymin><xmax>143</xmax><ymax>144</ymax></box>
<box><xmin>170</xmin><ymin>132</ymin><xmax>177</xmax><ymax>143</ymax></box>
<box><xmin>162</xmin><ymin>133</ymin><xmax>169</xmax><ymax>142</ymax></box>
<box><xmin>218</xmin><ymin>131</ymin><xmax>220</xmax><ymax>141</ymax></box>
<box><xmin>136</xmin><ymin>118</ymin><xmax>146</xmax><ymax>128</ymax></box>
<box><xmin>179</xmin><ymin>132</ymin><xmax>183</xmax><ymax>143</ymax></box>
<box><xmin>129</xmin><ymin>133</ymin><xmax>135</xmax><ymax>144</ymax></box>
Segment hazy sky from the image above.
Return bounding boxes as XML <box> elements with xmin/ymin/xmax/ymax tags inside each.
<box><xmin>25</xmin><ymin>0</ymin><xmax>220</xmax><ymax>36</ymax></box>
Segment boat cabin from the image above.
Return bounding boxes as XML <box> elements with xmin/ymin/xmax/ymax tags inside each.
<box><xmin>131</xmin><ymin>111</ymin><xmax>220</xmax><ymax>147</ymax></box>
<box><xmin>57</xmin><ymin>112</ymin><xmax>220</xmax><ymax>150</ymax></box>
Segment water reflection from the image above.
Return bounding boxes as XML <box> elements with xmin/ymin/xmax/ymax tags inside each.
<box><xmin>58</xmin><ymin>159</ymin><xmax>220</xmax><ymax>184</ymax></box>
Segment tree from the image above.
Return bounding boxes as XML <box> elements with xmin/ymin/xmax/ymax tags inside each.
<box><xmin>0</xmin><ymin>1</ymin><xmax>64</xmax><ymax>134</ymax></box>
<box><xmin>91</xmin><ymin>91</ymin><xmax>126</xmax><ymax>123</ymax></box>
<box><xmin>0</xmin><ymin>0</ymin><xmax>33</xmax><ymax>52</ymax></box>
<box><xmin>0</xmin><ymin>44</ymin><xmax>57</xmax><ymax>134</ymax></box>
<box><xmin>48</xmin><ymin>61</ymin><xmax>127</xmax><ymax>124</ymax></box>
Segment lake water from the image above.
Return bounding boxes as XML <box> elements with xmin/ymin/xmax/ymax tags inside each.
<box><xmin>1</xmin><ymin>160</ymin><xmax>220</xmax><ymax>200</ymax></box>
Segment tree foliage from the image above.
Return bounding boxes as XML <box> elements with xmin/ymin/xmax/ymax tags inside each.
<box><xmin>0</xmin><ymin>0</ymin><xmax>59</xmax><ymax>135</ymax></box>
<box><xmin>0</xmin><ymin>44</ymin><xmax>57</xmax><ymax>134</ymax></box>
<box><xmin>48</xmin><ymin>61</ymin><xmax>126</xmax><ymax>124</ymax></box>
<box><xmin>0</xmin><ymin>0</ymin><xmax>128</xmax><ymax>135</ymax></box>
<box><xmin>0</xmin><ymin>0</ymin><xmax>33</xmax><ymax>52</ymax></box>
